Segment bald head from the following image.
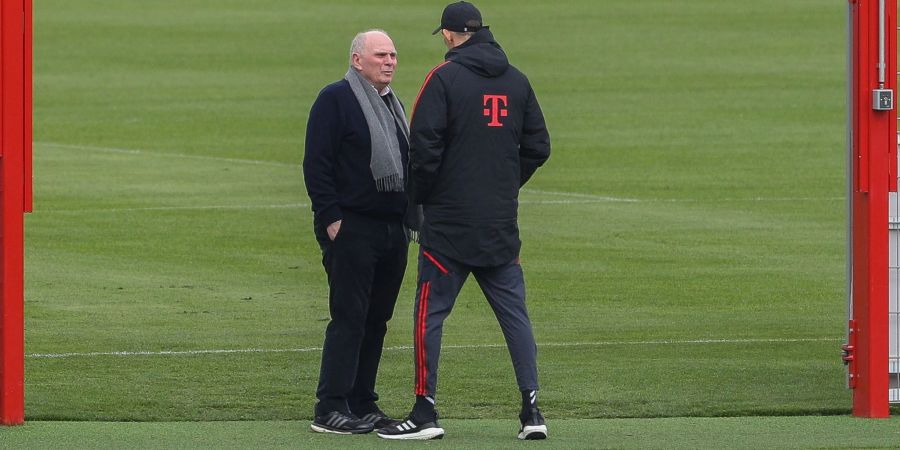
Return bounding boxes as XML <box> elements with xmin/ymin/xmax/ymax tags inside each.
<box><xmin>349</xmin><ymin>30</ymin><xmax>397</xmax><ymax>91</ymax></box>
<box><xmin>350</xmin><ymin>30</ymin><xmax>390</xmax><ymax>63</ymax></box>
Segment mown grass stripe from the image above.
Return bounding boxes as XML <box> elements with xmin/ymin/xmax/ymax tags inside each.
<box><xmin>26</xmin><ymin>337</ymin><xmax>842</xmax><ymax>359</ymax></box>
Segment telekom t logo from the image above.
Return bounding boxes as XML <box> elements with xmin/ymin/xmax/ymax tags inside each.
<box><xmin>483</xmin><ymin>94</ymin><xmax>508</xmax><ymax>127</ymax></box>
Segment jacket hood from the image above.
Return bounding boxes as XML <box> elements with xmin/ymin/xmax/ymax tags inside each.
<box><xmin>444</xmin><ymin>29</ymin><xmax>509</xmax><ymax>78</ymax></box>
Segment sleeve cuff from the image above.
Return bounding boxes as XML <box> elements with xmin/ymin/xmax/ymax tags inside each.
<box><xmin>317</xmin><ymin>204</ymin><xmax>343</xmax><ymax>227</ymax></box>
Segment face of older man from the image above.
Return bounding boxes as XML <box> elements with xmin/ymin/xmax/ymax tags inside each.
<box><xmin>352</xmin><ymin>32</ymin><xmax>397</xmax><ymax>92</ymax></box>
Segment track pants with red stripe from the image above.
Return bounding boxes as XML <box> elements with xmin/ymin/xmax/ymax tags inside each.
<box><xmin>413</xmin><ymin>246</ymin><xmax>539</xmax><ymax>397</ymax></box>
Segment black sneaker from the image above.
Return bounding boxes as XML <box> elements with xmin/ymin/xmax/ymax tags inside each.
<box><xmin>376</xmin><ymin>413</ymin><xmax>445</xmax><ymax>440</ymax></box>
<box><xmin>518</xmin><ymin>408</ymin><xmax>547</xmax><ymax>440</ymax></box>
<box><xmin>310</xmin><ymin>411</ymin><xmax>375</xmax><ymax>435</ymax></box>
<box><xmin>358</xmin><ymin>410</ymin><xmax>401</xmax><ymax>429</ymax></box>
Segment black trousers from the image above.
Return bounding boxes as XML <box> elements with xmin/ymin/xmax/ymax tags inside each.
<box><xmin>314</xmin><ymin>212</ymin><xmax>408</xmax><ymax>416</ymax></box>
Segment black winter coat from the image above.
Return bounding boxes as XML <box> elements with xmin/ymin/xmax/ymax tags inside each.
<box><xmin>303</xmin><ymin>80</ymin><xmax>409</xmax><ymax>230</ymax></box>
<box><xmin>409</xmin><ymin>29</ymin><xmax>551</xmax><ymax>267</ymax></box>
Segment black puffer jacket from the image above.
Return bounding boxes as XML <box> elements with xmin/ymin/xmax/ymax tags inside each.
<box><xmin>409</xmin><ymin>29</ymin><xmax>550</xmax><ymax>267</ymax></box>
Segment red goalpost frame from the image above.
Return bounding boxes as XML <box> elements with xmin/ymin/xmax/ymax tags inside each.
<box><xmin>0</xmin><ymin>0</ymin><xmax>894</xmax><ymax>427</ymax></box>
<box><xmin>846</xmin><ymin>0</ymin><xmax>896</xmax><ymax>418</ymax></box>
<box><xmin>0</xmin><ymin>0</ymin><xmax>32</xmax><ymax>426</ymax></box>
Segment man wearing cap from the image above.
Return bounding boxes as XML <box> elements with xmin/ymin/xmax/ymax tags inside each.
<box><xmin>303</xmin><ymin>29</ymin><xmax>409</xmax><ymax>435</ymax></box>
<box><xmin>376</xmin><ymin>1</ymin><xmax>551</xmax><ymax>441</ymax></box>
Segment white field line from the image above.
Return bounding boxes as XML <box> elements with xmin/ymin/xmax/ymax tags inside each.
<box><xmin>521</xmin><ymin>188</ymin><xmax>843</xmax><ymax>204</ymax></box>
<box><xmin>39</xmin><ymin>203</ymin><xmax>310</xmax><ymax>214</ymax></box>
<box><xmin>519</xmin><ymin>197</ymin><xmax>845</xmax><ymax>205</ymax></box>
<box><xmin>520</xmin><ymin>199</ymin><xmax>634</xmax><ymax>205</ymax></box>
<box><xmin>649</xmin><ymin>197</ymin><xmax>846</xmax><ymax>203</ymax></box>
<box><xmin>34</xmin><ymin>196</ymin><xmax>843</xmax><ymax>213</ymax></box>
<box><xmin>36</xmin><ymin>142</ymin><xmax>299</xmax><ymax>169</ymax></box>
<box><xmin>26</xmin><ymin>337</ymin><xmax>841</xmax><ymax>359</ymax></box>
<box><xmin>36</xmin><ymin>143</ymin><xmax>843</xmax><ymax>205</ymax></box>
<box><xmin>38</xmin><ymin>200</ymin><xmax>626</xmax><ymax>211</ymax></box>
<box><xmin>522</xmin><ymin>188</ymin><xmax>640</xmax><ymax>203</ymax></box>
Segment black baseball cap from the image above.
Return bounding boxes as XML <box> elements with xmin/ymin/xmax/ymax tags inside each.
<box><xmin>432</xmin><ymin>1</ymin><xmax>487</xmax><ymax>35</ymax></box>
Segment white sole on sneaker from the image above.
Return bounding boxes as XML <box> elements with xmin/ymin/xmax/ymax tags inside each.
<box><xmin>309</xmin><ymin>423</ymin><xmax>353</xmax><ymax>435</ymax></box>
<box><xmin>518</xmin><ymin>424</ymin><xmax>548</xmax><ymax>440</ymax></box>
<box><xmin>377</xmin><ymin>427</ymin><xmax>445</xmax><ymax>440</ymax></box>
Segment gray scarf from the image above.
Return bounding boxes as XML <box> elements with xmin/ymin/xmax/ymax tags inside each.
<box><xmin>344</xmin><ymin>67</ymin><xmax>409</xmax><ymax>192</ymax></box>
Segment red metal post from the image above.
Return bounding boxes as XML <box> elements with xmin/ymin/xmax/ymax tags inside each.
<box><xmin>0</xmin><ymin>0</ymin><xmax>31</xmax><ymax>425</ymax></box>
<box><xmin>848</xmin><ymin>0</ymin><xmax>896</xmax><ymax>418</ymax></box>
<box><xmin>24</xmin><ymin>0</ymin><xmax>32</xmax><ymax>213</ymax></box>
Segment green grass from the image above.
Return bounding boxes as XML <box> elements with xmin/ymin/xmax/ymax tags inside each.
<box><xmin>4</xmin><ymin>417</ymin><xmax>900</xmax><ymax>449</ymax></box>
<box><xmin>18</xmin><ymin>0</ymin><xmax>898</xmax><ymax>447</ymax></box>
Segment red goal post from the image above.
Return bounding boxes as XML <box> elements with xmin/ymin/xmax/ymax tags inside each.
<box><xmin>0</xmin><ymin>0</ymin><xmax>32</xmax><ymax>426</ymax></box>
<box><xmin>845</xmin><ymin>0</ymin><xmax>896</xmax><ymax>418</ymax></box>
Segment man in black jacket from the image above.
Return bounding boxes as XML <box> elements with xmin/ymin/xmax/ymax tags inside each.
<box><xmin>303</xmin><ymin>29</ymin><xmax>408</xmax><ymax>435</ymax></box>
<box><xmin>376</xmin><ymin>2</ymin><xmax>551</xmax><ymax>441</ymax></box>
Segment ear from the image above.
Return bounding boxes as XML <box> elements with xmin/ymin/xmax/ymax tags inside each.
<box><xmin>441</xmin><ymin>29</ymin><xmax>454</xmax><ymax>47</ymax></box>
<box><xmin>351</xmin><ymin>53</ymin><xmax>363</xmax><ymax>70</ymax></box>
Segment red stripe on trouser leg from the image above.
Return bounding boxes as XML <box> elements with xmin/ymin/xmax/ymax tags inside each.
<box><xmin>415</xmin><ymin>282</ymin><xmax>427</xmax><ymax>395</ymax></box>
<box><xmin>415</xmin><ymin>283</ymin><xmax>428</xmax><ymax>395</ymax></box>
<box><xmin>418</xmin><ymin>282</ymin><xmax>430</xmax><ymax>395</ymax></box>
<box><xmin>415</xmin><ymin>281</ymin><xmax>430</xmax><ymax>395</ymax></box>
<box><xmin>422</xmin><ymin>251</ymin><xmax>449</xmax><ymax>274</ymax></box>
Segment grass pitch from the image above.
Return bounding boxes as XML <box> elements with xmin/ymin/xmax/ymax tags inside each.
<box><xmin>16</xmin><ymin>0</ymin><xmax>898</xmax><ymax>447</ymax></box>
<box><xmin>4</xmin><ymin>417</ymin><xmax>900</xmax><ymax>449</ymax></box>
